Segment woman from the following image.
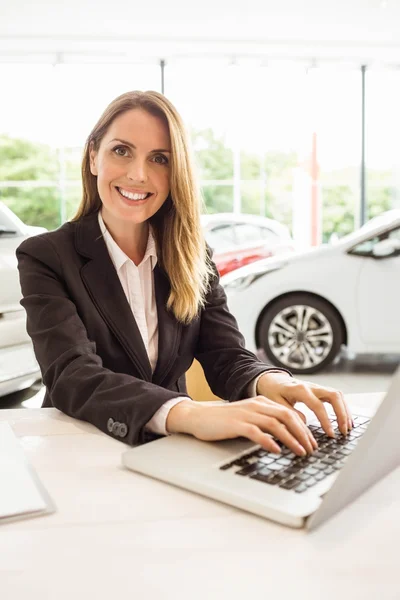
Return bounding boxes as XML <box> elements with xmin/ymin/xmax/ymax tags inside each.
<box><xmin>17</xmin><ymin>90</ymin><xmax>353</xmax><ymax>457</ymax></box>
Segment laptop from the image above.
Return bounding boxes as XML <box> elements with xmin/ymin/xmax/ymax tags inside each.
<box><xmin>122</xmin><ymin>365</ymin><xmax>400</xmax><ymax>530</ymax></box>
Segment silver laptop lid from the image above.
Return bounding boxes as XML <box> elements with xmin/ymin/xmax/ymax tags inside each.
<box><xmin>307</xmin><ymin>365</ymin><xmax>400</xmax><ymax>530</ymax></box>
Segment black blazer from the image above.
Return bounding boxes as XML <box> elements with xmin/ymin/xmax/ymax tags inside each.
<box><xmin>16</xmin><ymin>211</ymin><xmax>284</xmax><ymax>445</ymax></box>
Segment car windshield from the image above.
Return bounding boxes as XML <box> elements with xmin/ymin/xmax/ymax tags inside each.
<box><xmin>0</xmin><ymin>203</ymin><xmax>26</xmax><ymax>235</ymax></box>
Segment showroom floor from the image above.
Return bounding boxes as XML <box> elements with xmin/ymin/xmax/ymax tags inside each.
<box><xmin>1</xmin><ymin>352</ymin><xmax>398</xmax><ymax>410</ymax></box>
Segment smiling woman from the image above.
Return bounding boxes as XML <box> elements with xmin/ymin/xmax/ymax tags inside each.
<box><xmin>16</xmin><ymin>90</ymin><xmax>352</xmax><ymax>458</ymax></box>
<box><xmin>87</xmin><ymin>109</ymin><xmax>172</xmax><ymax>266</ymax></box>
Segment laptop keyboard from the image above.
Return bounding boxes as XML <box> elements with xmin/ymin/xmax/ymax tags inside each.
<box><xmin>219</xmin><ymin>415</ymin><xmax>370</xmax><ymax>493</ymax></box>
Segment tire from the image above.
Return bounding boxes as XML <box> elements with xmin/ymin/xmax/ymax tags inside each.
<box><xmin>258</xmin><ymin>294</ymin><xmax>344</xmax><ymax>375</ymax></box>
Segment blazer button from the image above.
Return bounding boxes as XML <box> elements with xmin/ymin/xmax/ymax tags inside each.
<box><xmin>112</xmin><ymin>421</ymin><xmax>121</xmax><ymax>435</ymax></box>
<box><xmin>119</xmin><ymin>423</ymin><xmax>128</xmax><ymax>438</ymax></box>
<box><xmin>107</xmin><ymin>418</ymin><xmax>114</xmax><ymax>433</ymax></box>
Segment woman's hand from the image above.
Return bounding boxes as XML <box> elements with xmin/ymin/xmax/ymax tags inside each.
<box><xmin>166</xmin><ymin>397</ymin><xmax>319</xmax><ymax>457</ymax></box>
<box><xmin>255</xmin><ymin>371</ymin><xmax>354</xmax><ymax>438</ymax></box>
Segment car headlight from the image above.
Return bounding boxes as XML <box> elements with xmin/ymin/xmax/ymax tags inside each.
<box><xmin>221</xmin><ymin>262</ymin><xmax>285</xmax><ymax>291</ymax></box>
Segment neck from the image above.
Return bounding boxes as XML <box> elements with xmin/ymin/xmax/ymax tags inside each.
<box><xmin>100</xmin><ymin>208</ymin><xmax>149</xmax><ymax>266</ymax></box>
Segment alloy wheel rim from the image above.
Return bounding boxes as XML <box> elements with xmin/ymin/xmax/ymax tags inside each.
<box><xmin>267</xmin><ymin>304</ymin><xmax>334</xmax><ymax>370</ymax></box>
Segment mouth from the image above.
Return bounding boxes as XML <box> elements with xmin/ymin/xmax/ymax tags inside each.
<box><xmin>116</xmin><ymin>187</ymin><xmax>154</xmax><ymax>202</ymax></box>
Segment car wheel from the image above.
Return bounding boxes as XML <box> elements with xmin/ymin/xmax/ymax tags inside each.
<box><xmin>258</xmin><ymin>294</ymin><xmax>344</xmax><ymax>374</ymax></box>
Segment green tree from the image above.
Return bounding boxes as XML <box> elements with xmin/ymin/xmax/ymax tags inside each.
<box><xmin>0</xmin><ymin>135</ymin><xmax>60</xmax><ymax>229</ymax></box>
<box><xmin>191</xmin><ymin>128</ymin><xmax>233</xmax><ymax>213</ymax></box>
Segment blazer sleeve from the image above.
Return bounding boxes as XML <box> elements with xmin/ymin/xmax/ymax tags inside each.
<box><xmin>16</xmin><ymin>235</ymin><xmax>190</xmax><ymax>446</ymax></box>
<box><xmin>195</xmin><ymin>260</ymin><xmax>291</xmax><ymax>401</ymax></box>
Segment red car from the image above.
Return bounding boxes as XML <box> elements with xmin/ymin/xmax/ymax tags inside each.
<box><xmin>201</xmin><ymin>213</ymin><xmax>295</xmax><ymax>276</ymax></box>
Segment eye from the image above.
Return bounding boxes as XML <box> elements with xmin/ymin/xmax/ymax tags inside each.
<box><xmin>152</xmin><ymin>154</ymin><xmax>169</xmax><ymax>165</ymax></box>
<box><xmin>113</xmin><ymin>145</ymin><xmax>129</xmax><ymax>157</ymax></box>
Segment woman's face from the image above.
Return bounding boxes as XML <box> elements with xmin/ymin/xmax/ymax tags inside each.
<box><xmin>90</xmin><ymin>108</ymin><xmax>171</xmax><ymax>228</ymax></box>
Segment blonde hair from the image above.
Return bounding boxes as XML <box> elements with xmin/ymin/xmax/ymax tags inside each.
<box><xmin>72</xmin><ymin>90</ymin><xmax>214</xmax><ymax>324</ymax></box>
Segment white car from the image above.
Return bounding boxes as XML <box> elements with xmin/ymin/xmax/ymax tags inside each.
<box><xmin>0</xmin><ymin>202</ymin><xmax>46</xmax><ymax>398</ymax></box>
<box><xmin>222</xmin><ymin>215</ymin><xmax>400</xmax><ymax>374</ymax></box>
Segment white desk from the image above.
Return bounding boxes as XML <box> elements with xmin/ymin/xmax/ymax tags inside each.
<box><xmin>0</xmin><ymin>393</ymin><xmax>399</xmax><ymax>600</ymax></box>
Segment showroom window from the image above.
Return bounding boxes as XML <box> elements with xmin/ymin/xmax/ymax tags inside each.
<box><xmin>0</xmin><ymin>62</ymin><xmax>160</xmax><ymax>229</ymax></box>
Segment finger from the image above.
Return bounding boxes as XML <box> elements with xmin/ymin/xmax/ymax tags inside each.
<box><xmin>294</xmin><ymin>408</ymin><xmax>307</xmax><ymax>424</ymax></box>
<box><xmin>305</xmin><ymin>424</ymin><xmax>319</xmax><ymax>450</ymax></box>
<box><xmin>339</xmin><ymin>390</ymin><xmax>354</xmax><ymax>431</ymax></box>
<box><xmin>260</xmin><ymin>418</ymin><xmax>308</xmax><ymax>456</ymax></box>
<box><xmin>293</xmin><ymin>413</ymin><xmax>318</xmax><ymax>450</ymax></box>
<box><xmin>238</xmin><ymin>422</ymin><xmax>283</xmax><ymax>454</ymax></box>
<box><xmin>257</xmin><ymin>396</ymin><xmax>318</xmax><ymax>449</ymax></box>
<box><xmin>291</xmin><ymin>386</ymin><xmax>336</xmax><ymax>438</ymax></box>
<box><xmin>313</xmin><ymin>387</ymin><xmax>350</xmax><ymax>436</ymax></box>
<box><xmin>261</xmin><ymin>396</ymin><xmax>317</xmax><ymax>449</ymax></box>
<box><xmin>254</xmin><ymin>407</ymin><xmax>314</xmax><ymax>455</ymax></box>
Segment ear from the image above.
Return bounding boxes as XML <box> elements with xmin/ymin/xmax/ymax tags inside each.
<box><xmin>89</xmin><ymin>142</ymin><xmax>98</xmax><ymax>176</ymax></box>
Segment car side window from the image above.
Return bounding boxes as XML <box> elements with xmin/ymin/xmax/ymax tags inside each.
<box><xmin>349</xmin><ymin>226</ymin><xmax>400</xmax><ymax>256</ymax></box>
<box><xmin>388</xmin><ymin>227</ymin><xmax>400</xmax><ymax>242</ymax></box>
<box><xmin>0</xmin><ymin>207</ymin><xmax>19</xmax><ymax>237</ymax></box>
<box><xmin>205</xmin><ymin>224</ymin><xmax>236</xmax><ymax>252</ymax></box>
<box><xmin>234</xmin><ymin>224</ymin><xmax>265</xmax><ymax>245</ymax></box>
<box><xmin>261</xmin><ymin>227</ymin><xmax>280</xmax><ymax>243</ymax></box>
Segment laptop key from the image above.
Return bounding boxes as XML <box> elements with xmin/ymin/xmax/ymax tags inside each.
<box><xmin>331</xmin><ymin>462</ymin><xmax>345</xmax><ymax>470</ymax></box>
<box><xmin>353</xmin><ymin>416</ymin><xmax>370</xmax><ymax>425</ymax></box>
<box><xmin>339</xmin><ymin>448</ymin><xmax>352</xmax><ymax>456</ymax></box>
<box><xmin>276</xmin><ymin>458</ymin><xmax>292</xmax><ymax>466</ymax></box>
<box><xmin>304</xmin><ymin>467</ymin><xmax>319</xmax><ymax>476</ymax></box>
<box><xmin>268</xmin><ymin>462</ymin><xmax>286</xmax><ymax>471</ymax></box>
<box><xmin>285</xmin><ymin>466</ymin><xmax>301</xmax><ymax>475</ymax></box>
<box><xmin>280</xmin><ymin>478</ymin><xmax>300</xmax><ymax>490</ymax></box>
<box><xmin>305</xmin><ymin>477</ymin><xmax>318</xmax><ymax>487</ymax></box>
<box><xmin>281</xmin><ymin>448</ymin><xmax>292</xmax><ymax>455</ymax></box>
<box><xmin>219</xmin><ymin>462</ymin><xmax>233</xmax><ymax>470</ymax></box>
<box><xmin>268</xmin><ymin>475</ymin><xmax>285</xmax><ymax>485</ymax></box>
<box><xmin>351</xmin><ymin>430</ymin><xmax>364</xmax><ymax>438</ymax></box>
<box><xmin>235</xmin><ymin>464</ymin><xmax>260</xmax><ymax>476</ymax></box>
<box><xmin>313</xmin><ymin>462</ymin><xmax>326</xmax><ymax>471</ymax></box>
<box><xmin>258</xmin><ymin>456</ymin><xmax>275</xmax><ymax>465</ymax></box>
<box><xmin>294</xmin><ymin>484</ymin><xmax>308</xmax><ymax>493</ymax></box>
<box><xmin>250</xmin><ymin>471</ymin><xmax>273</xmax><ymax>483</ymax></box>
<box><xmin>313</xmin><ymin>451</ymin><xmax>327</xmax><ymax>459</ymax></box>
<box><xmin>232</xmin><ymin>457</ymin><xmax>252</xmax><ymax>467</ymax></box>
<box><xmin>345</xmin><ymin>442</ymin><xmax>357</xmax><ymax>450</ymax></box>
<box><xmin>315</xmin><ymin>472</ymin><xmax>326</xmax><ymax>481</ymax></box>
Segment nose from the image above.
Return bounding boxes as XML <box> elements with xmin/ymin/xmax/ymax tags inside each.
<box><xmin>126</xmin><ymin>158</ymin><xmax>148</xmax><ymax>183</ymax></box>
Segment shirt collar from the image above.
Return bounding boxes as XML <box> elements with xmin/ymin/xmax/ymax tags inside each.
<box><xmin>98</xmin><ymin>210</ymin><xmax>158</xmax><ymax>272</ymax></box>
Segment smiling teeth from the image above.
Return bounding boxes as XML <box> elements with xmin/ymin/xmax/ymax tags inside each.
<box><xmin>118</xmin><ymin>188</ymin><xmax>148</xmax><ymax>201</ymax></box>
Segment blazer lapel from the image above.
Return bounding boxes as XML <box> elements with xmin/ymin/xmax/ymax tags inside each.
<box><xmin>74</xmin><ymin>212</ymin><xmax>153</xmax><ymax>381</ymax></box>
<box><xmin>152</xmin><ymin>264</ymin><xmax>182</xmax><ymax>386</ymax></box>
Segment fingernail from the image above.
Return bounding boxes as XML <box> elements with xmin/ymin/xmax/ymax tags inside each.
<box><xmin>348</xmin><ymin>418</ymin><xmax>353</xmax><ymax>430</ymax></box>
<box><xmin>329</xmin><ymin>427</ymin><xmax>336</xmax><ymax>438</ymax></box>
<box><xmin>298</xmin><ymin>445</ymin><xmax>307</xmax><ymax>456</ymax></box>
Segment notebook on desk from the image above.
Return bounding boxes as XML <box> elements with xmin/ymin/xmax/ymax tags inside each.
<box><xmin>0</xmin><ymin>422</ymin><xmax>55</xmax><ymax>524</ymax></box>
<box><xmin>122</xmin><ymin>366</ymin><xmax>400</xmax><ymax>531</ymax></box>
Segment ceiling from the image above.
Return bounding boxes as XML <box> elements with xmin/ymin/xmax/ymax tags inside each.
<box><xmin>1</xmin><ymin>0</ymin><xmax>400</xmax><ymax>65</ymax></box>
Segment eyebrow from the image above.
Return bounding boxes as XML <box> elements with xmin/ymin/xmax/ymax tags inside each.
<box><xmin>109</xmin><ymin>138</ymin><xmax>171</xmax><ymax>153</ymax></box>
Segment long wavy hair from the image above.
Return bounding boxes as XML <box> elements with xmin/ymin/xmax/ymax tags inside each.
<box><xmin>72</xmin><ymin>90</ymin><xmax>214</xmax><ymax>324</ymax></box>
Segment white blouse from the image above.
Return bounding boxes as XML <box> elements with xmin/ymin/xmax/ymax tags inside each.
<box><xmin>98</xmin><ymin>211</ymin><xmax>189</xmax><ymax>435</ymax></box>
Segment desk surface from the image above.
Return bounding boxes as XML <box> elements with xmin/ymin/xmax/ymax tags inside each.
<box><xmin>1</xmin><ymin>393</ymin><xmax>399</xmax><ymax>600</ymax></box>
